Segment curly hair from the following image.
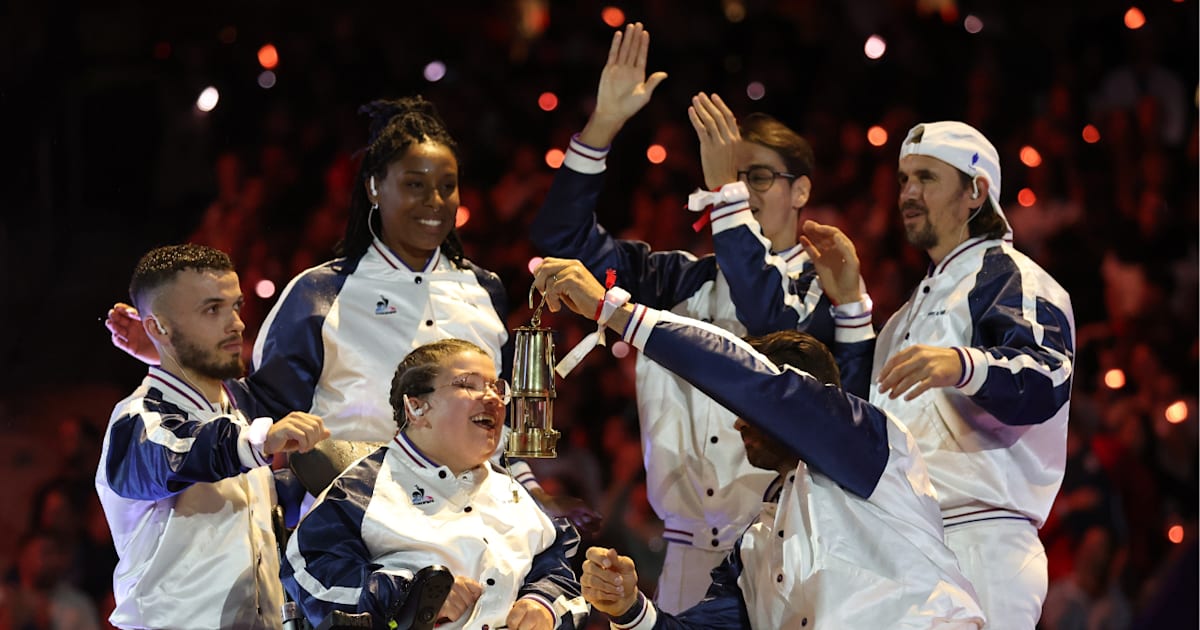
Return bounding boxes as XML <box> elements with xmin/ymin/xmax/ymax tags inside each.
<box><xmin>128</xmin><ymin>244</ymin><xmax>233</xmax><ymax>312</ymax></box>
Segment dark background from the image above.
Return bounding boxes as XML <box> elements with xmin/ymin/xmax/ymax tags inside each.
<box><xmin>1</xmin><ymin>1</ymin><xmax>1196</xmax><ymax>627</ymax></box>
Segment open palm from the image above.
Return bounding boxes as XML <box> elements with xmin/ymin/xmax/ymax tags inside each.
<box><xmin>594</xmin><ymin>22</ymin><xmax>667</xmax><ymax>124</ymax></box>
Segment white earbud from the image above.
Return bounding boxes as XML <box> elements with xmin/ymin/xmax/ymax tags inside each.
<box><xmin>151</xmin><ymin>317</ymin><xmax>168</xmax><ymax>336</ymax></box>
<box><xmin>970</xmin><ymin>176</ymin><xmax>980</xmax><ymax>200</ymax></box>
<box><xmin>369</xmin><ymin>176</ymin><xmax>378</xmax><ymax>197</ymax></box>
<box><xmin>403</xmin><ymin>394</ymin><xmax>425</xmax><ymax>417</ymax></box>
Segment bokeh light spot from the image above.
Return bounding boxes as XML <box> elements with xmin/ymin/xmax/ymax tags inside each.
<box><xmin>1165</xmin><ymin>400</ymin><xmax>1188</xmax><ymax>424</ymax></box>
<box><xmin>1020</xmin><ymin>145</ymin><xmax>1042</xmax><ymax>168</ymax></box>
<box><xmin>646</xmin><ymin>144</ymin><xmax>667</xmax><ymax>164</ymax></box>
<box><xmin>538</xmin><ymin>92</ymin><xmax>559</xmax><ymax>112</ymax></box>
<box><xmin>1082</xmin><ymin>124</ymin><xmax>1101</xmax><ymax>144</ymax></box>
<box><xmin>746</xmin><ymin>81</ymin><xmax>766</xmax><ymax>101</ymax></box>
<box><xmin>725</xmin><ymin>1</ymin><xmax>746</xmax><ymax>23</ymax></box>
<box><xmin>1124</xmin><ymin>7</ymin><xmax>1146</xmax><ymax>29</ymax></box>
<box><xmin>601</xmin><ymin>7</ymin><xmax>625</xmax><ymax>28</ymax></box>
<box><xmin>1017</xmin><ymin>188</ymin><xmax>1037</xmax><ymax>207</ymax></box>
<box><xmin>257</xmin><ymin>71</ymin><xmax>277</xmax><ymax>89</ymax></box>
<box><xmin>424</xmin><ymin>61</ymin><xmax>447</xmax><ymax>82</ymax></box>
<box><xmin>196</xmin><ymin>87</ymin><xmax>220</xmax><ymax>112</ymax></box>
<box><xmin>257</xmin><ymin>44</ymin><xmax>279</xmax><ymax>69</ymax></box>
<box><xmin>867</xmin><ymin>126</ymin><xmax>888</xmax><ymax>147</ymax></box>
<box><xmin>255</xmin><ymin>280</ymin><xmax>276</xmax><ymax>299</ymax></box>
<box><xmin>545</xmin><ymin>148</ymin><xmax>565</xmax><ymax>169</ymax></box>
<box><xmin>456</xmin><ymin>206</ymin><xmax>471</xmax><ymax>228</ymax></box>
<box><xmin>964</xmin><ymin>15</ymin><xmax>984</xmax><ymax>34</ymax></box>
<box><xmin>864</xmin><ymin>35</ymin><xmax>887</xmax><ymax>60</ymax></box>
<box><xmin>1168</xmin><ymin>524</ymin><xmax>1184</xmax><ymax>544</ymax></box>
<box><xmin>1104</xmin><ymin>369</ymin><xmax>1126</xmax><ymax>390</ymax></box>
<box><xmin>527</xmin><ymin>257</ymin><xmax>545</xmax><ymax>275</ymax></box>
<box><xmin>612</xmin><ymin>341</ymin><xmax>631</xmax><ymax>359</ymax></box>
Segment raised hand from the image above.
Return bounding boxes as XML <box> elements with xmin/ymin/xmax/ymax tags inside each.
<box><xmin>581</xmin><ymin>22</ymin><xmax>668</xmax><ymax>147</ymax></box>
<box><xmin>687</xmin><ymin>92</ymin><xmax>740</xmax><ymax>190</ymax></box>
<box><xmin>106</xmin><ymin>303</ymin><xmax>161</xmax><ymax>365</ymax></box>
<box><xmin>531</xmin><ymin>258</ymin><xmax>608</xmax><ymax>320</ymax></box>
<box><xmin>799</xmin><ymin>220</ymin><xmax>864</xmax><ymax>306</ymax></box>
<box><xmin>876</xmin><ymin>344</ymin><xmax>964</xmax><ymax>401</ymax></box>
<box><xmin>263</xmin><ymin>412</ymin><xmax>330</xmax><ymax>455</ymax></box>
<box><xmin>581</xmin><ymin>547</ymin><xmax>640</xmax><ymax>617</ymax></box>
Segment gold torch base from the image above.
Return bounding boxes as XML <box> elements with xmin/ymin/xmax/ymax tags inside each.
<box><xmin>506</xmin><ymin>427</ymin><xmax>561</xmax><ymax>458</ymax></box>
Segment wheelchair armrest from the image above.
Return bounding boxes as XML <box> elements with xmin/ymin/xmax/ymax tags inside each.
<box><xmin>392</xmin><ymin>565</ymin><xmax>454</xmax><ymax>630</ymax></box>
<box><xmin>314</xmin><ymin>610</ymin><xmax>372</xmax><ymax>630</ymax></box>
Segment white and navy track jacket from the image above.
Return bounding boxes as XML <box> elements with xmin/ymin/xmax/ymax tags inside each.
<box><xmin>530</xmin><ymin>137</ymin><xmax>834</xmax><ymax>552</ymax></box>
<box><xmin>249</xmin><ymin>240</ymin><xmax>510</xmax><ymax>443</ymax></box>
<box><xmin>835</xmin><ymin>236</ymin><xmax>1075</xmax><ymax>529</ymax></box>
<box><xmin>95</xmin><ymin>367</ymin><xmax>282</xmax><ymax>630</ymax></box>
<box><xmin>602</xmin><ymin>306</ymin><xmax>984</xmax><ymax>629</ymax></box>
<box><xmin>281</xmin><ymin>434</ymin><xmax>587</xmax><ymax>629</ymax></box>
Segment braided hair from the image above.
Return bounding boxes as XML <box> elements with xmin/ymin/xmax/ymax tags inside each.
<box><xmin>339</xmin><ymin>96</ymin><xmax>469</xmax><ymax>267</ymax></box>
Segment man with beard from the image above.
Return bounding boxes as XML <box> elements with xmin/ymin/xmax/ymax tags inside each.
<box><xmin>798</xmin><ymin>122</ymin><xmax>1075</xmax><ymax>628</ymax></box>
<box><xmin>95</xmin><ymin>244</ymin><xmax>329</xmax><ymax>630</ymax></box>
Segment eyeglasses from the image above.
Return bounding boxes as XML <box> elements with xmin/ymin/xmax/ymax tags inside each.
<box><xmin>438</xmin><ymin>374</ymin><xmax>511</xmax><ymax>405</ymax></box>
<box><xmin>737</xmin><ymin>166</ymin><xmax>798</xmax><ymax>193</ymax></box>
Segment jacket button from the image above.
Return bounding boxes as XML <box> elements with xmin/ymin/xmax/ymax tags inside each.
<box><xmin>486</xmin><ymin>578</ymin><xmax>495</xmax><ymax>586</ymax></box>
<box><xmin>801</xmin><ymin>618</ymin><xmax>808</xmax><ymax>626</ymax></box>
<box><xmin>464</xmin><ymin>506</ymin><xmax>473</xmax><ymax>513</ymax></box>
<box><xmin>711</xmin><ymin>539</ymin><xmax>719</xmax><ymax>547</ymax></box>
<box><xmin>425</xmin><ymin>320</ymin><xmax>434</xmax><ymax>326</ymax></box>
<box><xmin>710</xmin><ymin>436</ymin><xmax>718</xmax><ymax>444</ymax></box>
<box><xmin>922</xmin><ymin>285</ymin><xmax>930</xmax><ymax>293</ymax></box>
<box><xmin>439</xmin><ymin>470</ymin><xmax>447</xmax><ymax>479</ymax></box>
<box><xmin>706</xmin><ymin>488</ymin><xmax>714</xmax><ymax>496</ymax></box>
<box><xmin>778</xmin><ymin>530</ymin><xmax>784</xmax><ymax>538</ymax></box>
<box><xmin>776</xmin><ymin>574</ymin><xmax>783</xmax><ymax>583</ymax></box>
<box><xmin>415</xmin><ymin>276</ymin><xmax>423</xmax><ymax>284</ymax></box>
<box><xmin>712</xmin><ymin>528</ymin><xmax>719</xmax><ymax>535</ymax></box>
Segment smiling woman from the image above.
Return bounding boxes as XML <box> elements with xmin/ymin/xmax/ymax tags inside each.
<box><xmin>281</xmin><ymin>338</ymin><xmax>586</xmax><ymax>629</ymax></box>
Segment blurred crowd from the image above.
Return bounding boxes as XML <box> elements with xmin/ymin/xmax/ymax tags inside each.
<box><xmin>1</xmin><ymin>1</ymin><xmax>1195</xmax><ymax>628</ymax></box>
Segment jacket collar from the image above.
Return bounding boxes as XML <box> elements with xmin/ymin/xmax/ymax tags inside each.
<box><xmin>145</xmin><ymin>366</ymin><xmax>237</xmax><ymax>414</ymax></box>
<box><xmin>369</xmin><ymin>237</ymin><xmax>442</xmax><ymax>273</ymax></box>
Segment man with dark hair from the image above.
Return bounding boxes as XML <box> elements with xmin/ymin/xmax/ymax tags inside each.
<box><xmin>96</xmin><ymin>244</ymin><xmax>329</xmax><ymax>630</ymax></box>
<box><xmin>800</xmin><ymin>121</ymin><xmax>1076</xmax><ymax>628</ymax></box>
<box><xmin>534</xmin><ymin>259</ymin><xmax>984</xmax><ymax>628</ymax></box>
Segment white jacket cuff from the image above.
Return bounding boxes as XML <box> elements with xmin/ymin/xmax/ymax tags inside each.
<box><xmin>563</xmin><ymin>135</ymin><xmax>609</xmax><ymax>174</ymax></box>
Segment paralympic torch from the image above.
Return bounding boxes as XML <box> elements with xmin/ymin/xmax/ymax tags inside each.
<box><xmin>506</xmin><ymin>286</ymin><xmax>560</xmax><ymax>458</ymax></box>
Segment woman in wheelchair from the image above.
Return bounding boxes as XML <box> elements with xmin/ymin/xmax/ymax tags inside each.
<box><xmin>281</xmin><ymin>339</ymin><xmax>586</xmax><ymax>630</ymax></box>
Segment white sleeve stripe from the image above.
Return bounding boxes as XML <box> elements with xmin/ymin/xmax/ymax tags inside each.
<box><xmin>288</xmin><ymin>548</ymin><xmax>363</xmax><ymax>605</ymax></box>
<box><xmin>140</xmin><ymin>410</ymin><xmax>197</xmax><ymax>453</ymax></box>
<box><xmin>987</xmin><ymin>351</ymin><xmax>1073</xmax><ymax>386</ymax></box>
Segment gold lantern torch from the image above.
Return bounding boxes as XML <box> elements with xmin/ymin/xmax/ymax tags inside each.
<box><xmin>506</xmin><ymin>286</ymin><xmax>560</xmax><ymax>458</ymax></box>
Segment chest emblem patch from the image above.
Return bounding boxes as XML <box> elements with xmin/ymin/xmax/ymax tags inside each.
<box><xmin>410</xmin><ymin>484</ymin><xmax>435</xmax><ymax>506</ymax></box>
<box><xmin>376</xmin><ymin>296</ymin><xmax>397</xmax><ymax>315</ymax></box>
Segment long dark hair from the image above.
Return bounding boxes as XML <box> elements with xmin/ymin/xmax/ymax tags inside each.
<box><xmin>338</xmin><ymin>96</ymin><xmax>469</xmax><ymax>266</ymax></box>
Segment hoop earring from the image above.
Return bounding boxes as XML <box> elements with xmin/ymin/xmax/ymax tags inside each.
<box><xmin>368</xmin><ymin>203</ymin><xmax>382</xmax><ymax>243</ymax></box>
